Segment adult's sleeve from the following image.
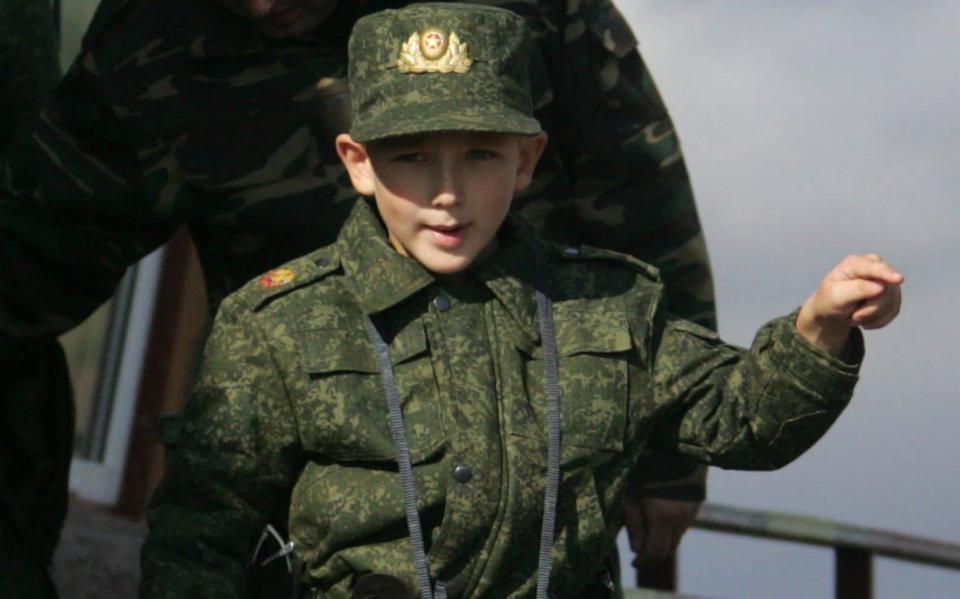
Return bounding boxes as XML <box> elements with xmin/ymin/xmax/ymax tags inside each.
<box><xmin>556</xmin><ymin>0</ymin><xmax>716</xmax><ymax>329</ymax></box>
<box><xmin>648</xmin><ymin>311</ymin><xmax>863</xmax><ymax>470</ymax></box>
<box><xmin>0</xmin><ymin>45</ymin><xmax>174</xmax><ymax>337</ymax></box>
<box><xmin>140</xmin><ymin>299</ymin><xmax>303</xmax><ymax>599</ymax></box>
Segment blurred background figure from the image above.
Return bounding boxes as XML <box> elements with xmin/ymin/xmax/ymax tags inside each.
<box><xmin>0</xmin><ymin>2</ymin><xmax>73</xmax><ymax>598</ymax></box>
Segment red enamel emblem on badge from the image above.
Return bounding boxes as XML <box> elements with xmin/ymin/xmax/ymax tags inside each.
<box><xmin>260</xmin><ymin>268</ymin><xmax>295</xmax><ymax>289</ymax></box>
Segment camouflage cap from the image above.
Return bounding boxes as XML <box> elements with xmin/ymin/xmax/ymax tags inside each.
<box><xmin>347</xmin><ymin>3</ymin><xmax>542</xmax><ymax>143</ymax></box>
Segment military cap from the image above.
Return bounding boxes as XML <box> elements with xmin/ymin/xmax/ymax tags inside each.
<box><xmin>347</xmin><ymin>3</ymin><xmax>542</xmax><ymax>142</ymax></box>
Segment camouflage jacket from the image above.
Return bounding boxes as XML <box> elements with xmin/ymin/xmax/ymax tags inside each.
<box><xmin>0</xmin><ymin>0</ymin><xmax>60</xmax><ymax>147</ymax></box>
<box><xmin>141</xmin><ymin>200</ymin><xmax>861</xmax><ymax>598</ymax></box>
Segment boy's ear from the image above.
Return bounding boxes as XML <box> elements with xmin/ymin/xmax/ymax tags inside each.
<box><xmin>335</xmin><ymin>133</ymin><xmax>376</xmax><ymax>196</ymax></box>
<box><xmin>513</xmin><ymin>132</ymin><xmax>549</xmax><ymax>193</ymax></box>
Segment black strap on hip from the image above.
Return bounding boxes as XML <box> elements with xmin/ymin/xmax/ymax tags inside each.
<box><xmin>363</xmin><ymin>244</ymin><xmax>561</xmax><ymax>598</ymax></box>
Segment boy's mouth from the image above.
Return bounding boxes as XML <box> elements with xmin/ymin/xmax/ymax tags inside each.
<box><xmin>425</xmin><ymin>223</ymin><xmax>468</xmax><ymax>247</ymax></box>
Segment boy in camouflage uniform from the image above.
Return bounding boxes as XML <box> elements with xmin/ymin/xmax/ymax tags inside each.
<box><xmin>140</xmin><ymin>4</ymin><xmax>902</xmax><ymax>598</ymax></box>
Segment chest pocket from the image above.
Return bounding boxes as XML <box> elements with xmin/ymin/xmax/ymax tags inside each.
<box><xmin>293</xmin><ymin>321</ymin><xmax>445</xmax><ymax>465</ymax></box>
<box><xmin>515</xmin><ymin>303</ymin><xmax>631</xmax><ymax>465</ymax></box>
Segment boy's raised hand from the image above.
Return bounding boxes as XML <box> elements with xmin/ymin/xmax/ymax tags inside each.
<box><xmin>796</xmin><ymin>254</ymin><xmax>903</xmax><ymax>358</ymax></box>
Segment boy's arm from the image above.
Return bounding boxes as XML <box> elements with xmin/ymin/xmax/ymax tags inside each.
<box><xmin>647</xmin><ymin>308</ymin><xmax>864</xmax><ymax>471</ymax></box>
<box><xmin>140</xmin><ymin>299</ymin><xmax>302</xmax><ymax>599</ymax></box>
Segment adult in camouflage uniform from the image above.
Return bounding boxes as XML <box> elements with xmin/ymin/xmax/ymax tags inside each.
<box><xmin>140</xmin><ymin>5</ymin><xmax>878</xmax><ymax>596</ymax></box>
<box><xmin>0</xmin><ymin>2</ymin><xmax>72</xmax><ymax>598</ymax></box>
<box><xmin>0</xmin><ymin>0</ymin><xmax>709</xmax><ymax>592</ymax></box>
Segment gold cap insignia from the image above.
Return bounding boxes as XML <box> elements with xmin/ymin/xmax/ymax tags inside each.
<box><xmin>397</xmin><ymin>28</ymin><xmax>472</xmax><ymax>74</ymax></box>
<box><xmin>259</xmin><ymin>268</ymin><xmax>295</xmax><ymax>289</ymax></box>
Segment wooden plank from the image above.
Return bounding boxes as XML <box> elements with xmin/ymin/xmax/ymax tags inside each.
<box><xmin>694</xmin><ymin>503</ymin><xmax>960</xmax><ymax>571</ymax></box>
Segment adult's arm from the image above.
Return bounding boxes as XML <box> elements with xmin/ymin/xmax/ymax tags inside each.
<box><xmin>0</xmin><ymin>34</ymin><xmax>174</xmax><ymax>337</ymax></box>
<box><xmin>547</xmin><ymin>0</ymin><xmax>717</xmax><ymax>329</ymax></box>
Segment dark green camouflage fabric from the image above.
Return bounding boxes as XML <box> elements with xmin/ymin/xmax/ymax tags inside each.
<box><xmin>141</xmin><ymin>199</ymin><xmax>861</xmax><ymax>598</ymax></box>
<box><xmin>0</xmin><ymin>0</ymin><xmax>60</xmax><ymax>147</ymax></box>
<box><xmin>0</xmin><ymin>0</ymin><xmax>714</xmax><ymax>335</ymax></box>
<box><xmin>349</xmin><ymin>4</ymin><xmax>542</xmax><ymax>142</ymax></box>
<box><xmin>0</xmin><ymin>2</ymin><xmax>69</xmax><ymax>598</ymax></box>
<box><xmin>0</xmin><ymin>1</ymin><xmax>712</xmax><ymax>582</ymax></box>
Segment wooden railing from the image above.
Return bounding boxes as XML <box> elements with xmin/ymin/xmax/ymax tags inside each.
<box><xmin>631</xmin><ymin>502</ymin><xmax>960</xmax><ymax>599</ymax></box>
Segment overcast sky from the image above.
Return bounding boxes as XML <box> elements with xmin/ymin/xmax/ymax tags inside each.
<box><xmin>615</xmin><ymin>2</ymin><xmax>960</xmax><ymax>597</ymax></box>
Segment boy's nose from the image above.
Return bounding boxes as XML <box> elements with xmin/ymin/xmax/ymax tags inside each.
<box><xmin>430</xmin><ymin>190</ymin><xmax>460</xmax><ymax>209</ymax></box>
<box><xmin>430</xmin><ymin>163</ymin><xmax>463</xmax><ymax>208</ymax></box>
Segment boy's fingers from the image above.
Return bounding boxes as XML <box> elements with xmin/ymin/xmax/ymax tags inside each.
<box><xmin>851</xmin><ymin>286</ymin><xmax>901</xmax><ymax>328</ymax></box>
<box><xmin>831</xmin><ymin>279</ymin><xmax>886</xmax><ymax>308</ymax></box>
<box><xmin>851</xmin><ymin>302</ymin><xmax>881</xmax><ymax>324</ymax></box>
<box><xmin>837</xmin><ymin>256</ymin><xmax>903</xmax><ymax>284</ymax></box>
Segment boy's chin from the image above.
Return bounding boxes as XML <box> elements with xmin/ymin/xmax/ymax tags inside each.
<box><xmin>419</xmin><ymin>254</ymin><xmax>476</xmax><ymax>275</ymax></box>
<box><xmin>413</xmin><ymin>247</ymin><xmax>477</xmax><ymax>275</ymax></box>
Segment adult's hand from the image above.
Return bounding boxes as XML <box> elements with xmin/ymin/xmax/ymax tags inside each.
<box><xmin>623</xmin><ymin>497</ymin><xmax>701</xmax><ymax>565</ymax></box>
<box><xmin>219</xmin><ymin>0</ymin><xmax>339</xmax><ymax>38</ymax></box>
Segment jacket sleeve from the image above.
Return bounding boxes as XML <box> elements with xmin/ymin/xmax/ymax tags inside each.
<box><xmin>0</xmin><ymin>41</ymin><xmax>174</xmax><ymax>337</ymax></box>
<box><xmin>648</xmin><ymin>310</ymin><xmax>863</xmax><ymax>470</ymax></box>
<box><xmin>553</xmin><ymin>0</ymin><xmax>716</xmax><ymax>329</ymax></box>
<box><xmin>140</xmin><ymin>299</ymin><xmax>303</xmax><ymax>599</ymax></box>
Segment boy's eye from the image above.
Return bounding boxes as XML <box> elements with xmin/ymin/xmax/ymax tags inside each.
<box><xmin>466</xmin><ymin>148</ymin><xmax>497</xmax><ymax>160</ymax></box>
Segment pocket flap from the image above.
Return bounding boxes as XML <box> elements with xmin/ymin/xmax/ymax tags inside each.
<box><xmin>555</xmin><ymin>303</ymin><xmax>632</xmax><ymax>356</ymax></box>
<box><xmin>298</xmin><ymin>322</ymin><xmax>429</xmax><ymax>375</ymax></box>
<box><xmin>298</xmin><ymin>329</ymin><xmax>378</xmax><ymax>374</ymax></box>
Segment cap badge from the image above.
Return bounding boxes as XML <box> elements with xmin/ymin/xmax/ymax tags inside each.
<box><xmin>397</xmin><ymin>28</ymin><xmax>472</xmax><ymax>74</ymax></box>
<box><xmin>259</xmin><ymin>268</ymin><xmax>295</xmax><ymax>289</ymax></box>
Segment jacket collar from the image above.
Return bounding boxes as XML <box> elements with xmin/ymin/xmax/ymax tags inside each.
<box><xmin>338</xmin><ymin>199</ymin><xmax>545</xmax><ymax>346</ymax></box>
<box><xmin>471</xmin><ymin>216</ymin><xmax>543</xmax><ymax>348</ymax></box>
<box><xmin>338</xmin><ymin>199</ymin><xmax>435</xmax><ymax>315</ymax></box>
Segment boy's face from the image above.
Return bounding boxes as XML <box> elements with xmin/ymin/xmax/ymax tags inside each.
<box><xmin>337</xmin><ymin>131</ymin><xmax>547</xmax><ymax>274</ymax></box>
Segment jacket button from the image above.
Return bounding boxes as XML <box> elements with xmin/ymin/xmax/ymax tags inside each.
<box><xmin>432</xmin><ymin>294</ymin><xmax>451</xmax><ymax>312</ymax></box>
<box><xmin>452</xmin><ymin>465</ymin><xmax>473</xmax><ymax>484</ymax></box>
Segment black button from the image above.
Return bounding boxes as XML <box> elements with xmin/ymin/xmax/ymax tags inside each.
<box><xmin>314</xmin><ymin>257</ymin><xmax>328</xmax><ymax>267</ymax></box>
<box><xmin>432</xmin><ymin>294</ymin><xmax>451</xmax><ymax>312</ymax></box>
<box><xmin>452</xmin><ymin>465</ymin><xmax>473</xmax><ymax>484</ymax></box>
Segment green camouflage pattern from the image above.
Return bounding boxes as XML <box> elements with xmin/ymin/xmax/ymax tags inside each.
<box><xmin>0</xmin><ymin>0</ymin><xmax>60</xmax><ymax>147</ymax></box>
<box><xmin>0</xmin><ymin>0</ymin><xmax>714</xmax><ymax>334</ymax></box>
<box><xmin>141</xmin><ymin>199</ymin><xmax>861</xmax><ymax>598</ymax></box>
<box><xmin>349</xmin><ymin>4</ymin><xmax>542</xmax><ymax>142</ymax></box>
<box><xmin>0</xmin><ymin>2</ymin><xmax>69</xmax><ymax>598</ymax></box>
<box><xmin>0</xmin><ymin>0</ymin><xmax>713</xmax><ymax>571</ymax></box>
